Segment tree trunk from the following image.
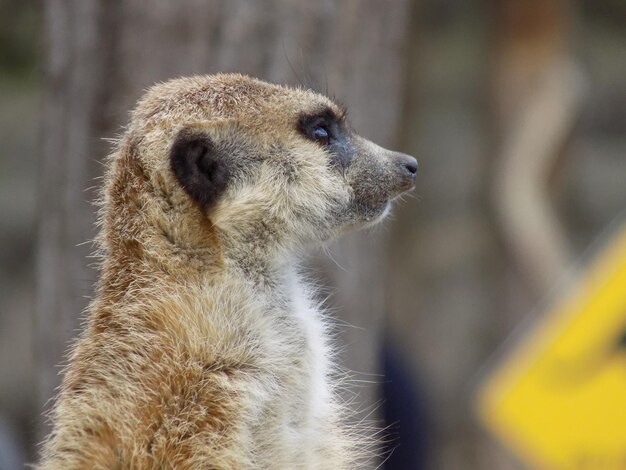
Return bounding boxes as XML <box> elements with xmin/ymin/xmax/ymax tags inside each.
<box><xmin>37</xmin><ymin>2</ymin><xmax>412</xmax><ymax>466</ymax></box>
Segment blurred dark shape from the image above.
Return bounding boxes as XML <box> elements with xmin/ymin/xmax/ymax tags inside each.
<box><xmin>382</xmin><ymin>340</ymin><xmax>429</xmax><ymax>470</ymax></box>
<box><xmin>0</xmin><ymin>415</ymin><xmax>24</xmax><ymax>470</ymax></box>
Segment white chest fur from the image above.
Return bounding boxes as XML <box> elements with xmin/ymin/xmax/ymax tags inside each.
<box><xmin>252</xmin><ymin>269</ymin><xmax>337</xmax><ymax>466</ymax></box>
<box><xmin>287</xmin><ymin>275</ymin><xmax>333</xmax><ymax>425</ymax></box>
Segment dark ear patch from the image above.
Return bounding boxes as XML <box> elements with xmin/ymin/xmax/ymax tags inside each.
<box><xmin>169</xmin><ymin>132</ymin><xmax>229</xmax><ymax>209</ymax></box>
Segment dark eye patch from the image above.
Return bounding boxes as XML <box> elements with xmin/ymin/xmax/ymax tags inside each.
<box><xmin>298</xmin><ymin>107</ymin><xmax>343</xmax><ymax>146</ymax></box>
<box><xmin>297</xmin><ymin>106</ymin><xmax>355</xmax><ymax>169</ymax></box>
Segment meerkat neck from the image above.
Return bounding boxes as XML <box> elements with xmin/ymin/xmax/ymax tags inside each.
<box><xmin>97</xmin><ymin>218</ymin><xmax>300</xmax><ymax>307</ymax></box>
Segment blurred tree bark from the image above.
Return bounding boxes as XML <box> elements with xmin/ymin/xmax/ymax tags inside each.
<box><xmin>491</xmin><ymin>0</ymin><xmax>585</xmax><ymax>297</ymax></box>
<box><xmin>37</xmin><ymin>1</ymin><xmax>411</xmax><ymax>466</ymax></box>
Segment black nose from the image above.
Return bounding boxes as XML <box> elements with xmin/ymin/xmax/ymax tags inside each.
<box><xmin>398</xmin><ymin>153</ymin><xmax>418</xmax><ymax>176</ymax></box>
<box><xmin>405</xmin><ymin>158</ymin><xmax>418</xmax><ymax>175</ymax></box>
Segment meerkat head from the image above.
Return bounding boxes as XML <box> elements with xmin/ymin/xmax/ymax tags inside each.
<box><xmin>116</xmin><ymin>74</ymin><xmax>416</xmax><ymax>261</ymax></box>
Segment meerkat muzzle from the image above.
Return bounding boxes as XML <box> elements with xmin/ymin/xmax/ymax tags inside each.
<box><xmin>387</xmin><ymin>151</ymin><xmax>418</xmax><ymax>195</ymax></box>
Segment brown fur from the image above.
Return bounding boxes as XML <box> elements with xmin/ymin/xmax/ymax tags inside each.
<box><xmin>38</xmin><ymin>74</ymin><xmax>416</xmax><ymax>469</ymax></box>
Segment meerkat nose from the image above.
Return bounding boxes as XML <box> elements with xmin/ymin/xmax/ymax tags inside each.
<box><xmin>396</xmin><ymin>153</ymin><xmax>418</xmax><ymax>176</ymax></box>
<box><xmin>405</xmin><ymin>157</ymin><xmax>418</xmax><ymax>176</ymax></box>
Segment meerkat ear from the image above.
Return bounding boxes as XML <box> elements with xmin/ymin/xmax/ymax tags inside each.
<box><xmin>169</xmin><ymin>128</ymin><xmax>230</xmax><ymax>209</ymax></box>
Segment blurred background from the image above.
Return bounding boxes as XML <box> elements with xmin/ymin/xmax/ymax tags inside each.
<box><xmin>1</xmin><ymin>1</ymin><xmax>625</xmax><ymax>469</ymax></box>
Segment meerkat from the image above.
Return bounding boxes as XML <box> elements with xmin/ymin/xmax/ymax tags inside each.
<box><xmin>38</xmin><ymin>73</ymin><xmax>417</xmax><ymax>470</ymax></box>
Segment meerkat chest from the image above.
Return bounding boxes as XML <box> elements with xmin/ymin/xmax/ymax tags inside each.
<box><xmin>287</xmin><ymin>283</ymin><xmax>331</xmax><ymax>414</ymax></box>
<box><xmin>258</xmin><ymin>276</ymin><xmax>333</xmax><ymax>435</ymax></box>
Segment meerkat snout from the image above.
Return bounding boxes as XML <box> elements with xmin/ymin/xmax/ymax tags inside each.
<box><xmin>380</xmin><ymin>149</ymin><xmax>418</xmax><ymax>193</ymax></box>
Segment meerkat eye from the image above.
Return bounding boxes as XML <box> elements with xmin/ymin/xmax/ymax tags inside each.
<box><xmin>298</xmin><ymin>110</ymin><xmax>341</xmax><ymax>147</ymax></box>
<box><xmin>312</xmin><ymin>125</ymin><xmax>330</xmax><ymax>145</ymax></box>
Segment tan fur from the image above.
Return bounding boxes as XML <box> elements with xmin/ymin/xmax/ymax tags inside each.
<box><xmin>38</xmin><ymin>74</ymin><xmax>415</xmax><ymax>469</ymax></box>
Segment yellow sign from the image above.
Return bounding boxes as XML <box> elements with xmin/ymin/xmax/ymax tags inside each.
<box><xmin>476</xmin><ymin>223</ymin><xmax>626</xmax><ymax>470</ymax></box>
